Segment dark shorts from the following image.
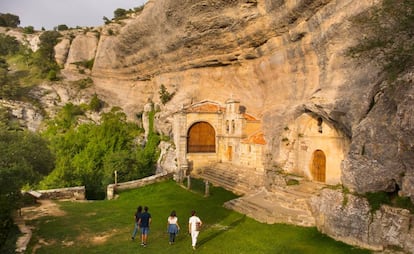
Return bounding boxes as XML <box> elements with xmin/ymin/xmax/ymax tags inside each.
<box><xmin>141</xmin><ymin>227</ymin><xmax>150</xmax><ymax>235</ymax></box>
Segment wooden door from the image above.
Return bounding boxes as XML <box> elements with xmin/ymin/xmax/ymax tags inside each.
<box><xmin>311</xmin><ymin>150</ymin><xmax>326</xmax><ymax>182</ymax></box>
<box><xmin>187</xmin><ymin>122</ymin><xmax>215</xmax><ymax>153</ymax></box>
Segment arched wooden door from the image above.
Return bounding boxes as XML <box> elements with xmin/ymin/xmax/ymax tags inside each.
<box><xmin>187</xmin><ymin>122</ymin><xmax>216</xmax><ymax>153</ymax></box>
<box><xmin>311</xmin><ymin>150</ymin><xmax>326</xmax><ymax>182</ymax></box>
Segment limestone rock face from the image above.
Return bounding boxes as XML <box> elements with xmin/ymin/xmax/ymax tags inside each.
<box><xmin>65</xmin><ymin>32</ymin><xmax>99</xmax><ymax>70</ymax></box>
<box><xmin>85</xmin><ymin>0</ymin><xmax>411</xmax><ymax>197</ymax></box>
<box><xmin>310</xmin><ymin>189</ymin><xmax>414</xmax><ymax>253</ymax></box>
<box><xmin>54</xmin><ymin>38</ymin><xmax>71</xmax><ymax>66</ymax></box>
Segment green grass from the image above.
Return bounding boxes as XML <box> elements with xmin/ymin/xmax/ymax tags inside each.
<box><xmin>26</xmin><ymin>180</ymin><xmax>371</xmax><ymax>254</ymax></box>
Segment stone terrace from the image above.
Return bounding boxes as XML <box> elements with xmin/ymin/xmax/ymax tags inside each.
<box><xmin>196</xmin><ymin>162</ymin><xmax>264</xmax><ymax>195</ymax></box>
<box><xmin>195</xmin><ymin>163</ymin><xmax>324</xmax><ymax>227</ymax></box>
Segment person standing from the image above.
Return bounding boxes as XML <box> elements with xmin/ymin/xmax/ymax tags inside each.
<box><xmin>167</xmin><ymin>210</ymin><xmax>180</xmax><ymax>244</ymax></box>
<box><xmin>131</xmin><ymin>206</ymin><xmax>142</xmax><ymax>240</ymax></box>
<box><xmin>188</xmin><ymin>210</ymin><xmax>202</xmax><ymax>250</ymax></box>
<box><xmin>138</xmin><ymin>206</ymin><xmax>151</xmax><ymax>247</ymax></box>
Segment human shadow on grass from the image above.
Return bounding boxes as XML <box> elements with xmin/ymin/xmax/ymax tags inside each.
<box><xmin>197</xmin><ymin>215</ymin><xmax>246</xmax><ymax>248</ymax></box>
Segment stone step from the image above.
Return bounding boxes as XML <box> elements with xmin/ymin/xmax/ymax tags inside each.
<box><xmin>198</xmin><ymin>165</ymin><xmax>257</xmax><ymax>195</ymax></box>
<box><xmin>199</xmin><ymin>171</ymin><xmax>250</xmax><ymax>195</ymax></box>
<box><xmin>224</xmin><ymin>187</ymin><xmax>317</xmax><ymax>227</ymax></box>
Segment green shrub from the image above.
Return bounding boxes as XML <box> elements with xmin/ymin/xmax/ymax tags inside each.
<box><xmin>47</xmin><ymin>69</ymin><xmax>58</xmax><ymax>81</ymax></box>
<box><xmin>159</xmin><ymin>84</ymin><xmax>175</xmax><ymax>105</ymax></box>
<box><xmin>365</xmin><ymin>191</ymin><xmax>391</xmax><ymax>213</ymax></box>
<box><xmin>89</xmin><ymin>93</ymin><xmax>103</xmax><ymax>112</ymax></box>
<box><xmin>23</xmin><ymin>26</ymin><xmax>35</xmax><ymax>34</ymax></box>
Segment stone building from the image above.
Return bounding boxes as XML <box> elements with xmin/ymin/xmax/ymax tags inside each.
<box><xmin>173</xmin><ymin>99</ymin><xmax>265</xmax><ymax>179</ymax></box>
<box><xmin>277</xmin><ymin>113</ymin><xmax>349</xmax><ymax>185</ymax></box>
<box><xmin>173</xmin><ymin>98</ymin><xmax>348</xmax><ymax>186</ymax></box>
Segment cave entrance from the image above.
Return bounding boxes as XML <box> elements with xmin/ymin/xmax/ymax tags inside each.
<box><xmin>187</xmin><ymin>121</ymin><xmax>216</xmax><ymax>153</ymax></box>
<box><xmin>311</xmin><ymin>149</ymin><xmax>326</xmax><ymax>182</ymax></box>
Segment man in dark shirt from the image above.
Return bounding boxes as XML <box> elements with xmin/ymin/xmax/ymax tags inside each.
<box><xmin>138</xmin><ymin>206</ymin><xmax>152</xmax><ymax>247</ymax></box>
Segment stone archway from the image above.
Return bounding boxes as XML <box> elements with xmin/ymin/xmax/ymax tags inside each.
<box><xmin>187</xmin><ymin>121</ymin><xmax>216</xmax><ymax>153</ymax></box>
<box><xmin>311</xmin><ymin>150</ymin><xmax>326</xmax><ymax>182</ymax></box>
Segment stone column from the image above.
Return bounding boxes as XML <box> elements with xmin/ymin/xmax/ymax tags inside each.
<box><xmin>205</xmin><ymin>180</ymin><xmax>210</xmax><ymax>197</ymax></box>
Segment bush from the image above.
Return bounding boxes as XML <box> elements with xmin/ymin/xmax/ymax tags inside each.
<box><xmin>47</xmin><ymin>69</ymin><xmax>58</xmax><ymax>81</ymax></box>
<box><xmin>23</xmin><ymin>26</ymin><xmax>35</xmax><ymax>34</ymax></box>
<box><xmin>159</xmin><ymin>84</ymin><xmax>175</xmax><ymax>105</ymax></box>
<box><xmin>89</xmin><ymin>93</ymin><xmax>103</xmax><ymax>112</ymax></box>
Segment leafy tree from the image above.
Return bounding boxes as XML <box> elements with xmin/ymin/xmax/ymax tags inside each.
<box><xmin>0</xmin><ymin>129</ymin><xmax>54</xmax><ymax>248</ymax></box>
<box><xmin>57</xmin><ymin>24</ymin><xmax>69</xmax><ymax>31</ymax></box>
<box><xmin>41</xmin><ymin>106</ymin><xmax>160</xmax><ymax>199</ymax></box>
<box><xmin>0</xmin><ymin>58</ymin><xmax>20</xmax><ymax>99</ymax></box>
<box><xmin>114</xmin><ymin>8</ymin><xmax>127</xmax><ymax>19</ymax></box>
<box><xmin>38</xmin><ymin>31</ymin><xmax>61</xmax><ymax>62</ymax></box>
<box><xmin>0</xmin><ymin>13</ymin><xmax>20</xmax><ymax>28</ymax></box>
<box><xmin>29</xmin><ymin>30</ymin><xmax>61</xmax><ymax>76</ymax></box>
<box><xmin>349</xmin><ymin>0</ymin><xmax>414</xmax><ymax>80</ymax></box>
<box><xmin>0</xmin><ymin>34</ymin><xmax>20</xmax><ymax>56</ymax></box>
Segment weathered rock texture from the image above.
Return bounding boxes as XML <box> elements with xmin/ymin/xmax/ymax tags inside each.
<box><xmin>54</xmin><ymin>1</ymin><xmax>414</xmax><ymax>250</ymax></box>
<box><xmin>3</xmin><ymin>0</ymin><xmax>414</xmax><ymax>252</ymax></box>
<box><xmin>310</xmin><ymin>189</ymin><xmax>414</xmax><ymax>252</ymax></box>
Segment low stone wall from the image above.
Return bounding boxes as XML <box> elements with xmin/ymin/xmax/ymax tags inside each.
<box><xmin>35</xmin><ymin>186</ymin><xmax>86</xmax><ymax>200</ymax></box>
<box><xmin>107</xmin><ymin>173</ymin><xmax>173</xmax><ymax>200</ymax></box>
<box><xmin>309</xmin><ymin>188</ymin><xmax>414</xmax><ymax>253</ymax></box>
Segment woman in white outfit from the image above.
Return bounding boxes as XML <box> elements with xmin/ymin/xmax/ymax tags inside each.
<box><xmin>188</xmin><ymin>210</ymin><xmax>202</xmax><ymax>250</ymax></box>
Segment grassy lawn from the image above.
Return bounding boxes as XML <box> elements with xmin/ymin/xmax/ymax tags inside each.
<box><xmin>26</xmin><ymin>180</ymin><xmax>371</xmax><ymax>254</ymax></box>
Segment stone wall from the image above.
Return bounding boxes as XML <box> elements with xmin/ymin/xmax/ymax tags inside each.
<box><xmin>36</xmin><ymin>186</ymin><xmax>86</xmax><ymax>200</ymax></box>
<box><xmin>310</xmin><ymin>188</ymin><xmax>414</xmax><ymax>253</ymax></box>
<box><xmin>106</xmin><ymin>173</ymin><xmax>172</xmax><ymax>200</ymax></box>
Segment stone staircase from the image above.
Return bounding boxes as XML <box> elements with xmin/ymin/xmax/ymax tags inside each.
<box><xmin>224</xmin><ymin>181</ymin><xmax>324</xmax><ymax>227</ymax></box>
<box><xmin>195</xmin><ymin>162</ymin><xmax>324</xmax><ymax>227</ymax></box>
<box><xmin>196</xmin><ymin>162</ymin><xmax>264</xmax><ymax>195</ymax></box>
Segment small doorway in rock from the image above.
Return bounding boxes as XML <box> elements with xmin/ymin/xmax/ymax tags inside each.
<box><xmin>311</xmin><ymin>149</ymin><xmax>326</xmax><ymax>182</ymax></box>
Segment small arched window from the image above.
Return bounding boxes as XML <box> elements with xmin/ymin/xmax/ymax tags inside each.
<box><xmin>317</xmin><ymin>117</ymin><xmax>323</xmax><ymax>133</ymax></box>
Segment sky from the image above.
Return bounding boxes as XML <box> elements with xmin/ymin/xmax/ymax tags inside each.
<box><xmin>1</xmin><ymin>0</ymin><xmax>147</xmax><ymax>30</ymax></box>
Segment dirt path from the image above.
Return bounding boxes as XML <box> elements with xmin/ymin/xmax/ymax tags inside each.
<box><xmin>14</xmin><ymin>200</ymin><xmax>66</xmax><ymax>253</ymax></box>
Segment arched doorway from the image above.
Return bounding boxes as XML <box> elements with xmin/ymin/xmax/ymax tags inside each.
<box><xmin>311</xmin><ymin>150</ymin><xmax>326</xmax><ymax>182</ymax></box>
<box><xmin>187</xmin><ymin>122</ymin><xmax>216</xmax><ymax>153</ymax></box>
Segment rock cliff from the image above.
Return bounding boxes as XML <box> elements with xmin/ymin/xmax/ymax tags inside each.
<box><xmin>4</xmin><ymin>0</ymin><xmax>414</xmax><ymax>252</ymax></box>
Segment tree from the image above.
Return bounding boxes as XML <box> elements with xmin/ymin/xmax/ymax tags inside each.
<box><xmin>57</xmin><ymin>24</ymin><xmax>69</xmax><ymax>31</ymax></box>
<box><xmin>0</xmin><ymin>34</ymin><xmax>20</xmax><ymax>56</ymax></box>
<box><xmin>38</xmin><ymin>31</ymin><xmax>61</xmax><ymax>62</ymax></box>
<box><xmin>0</xmin><ymin>129</ymin><xmax>54</xmax><ymax>248</ymax></box>
<box><xmin>41</xmin><ymin>106</ymin><xmax>159</xmax><ymax>200</ymax></box>
<box><xmin>33</xmin><ymin>30</ymin><xmax>61</xmax><ymax>76</ymax></box>
<box><xmin>0</xmin><ymin>13</ymin><xmax>20</xmax><ymax>28</ymax></box>
<box><xmin>114</xmin><ymin>8</ymin><xmax>127</xmax><ymax>19</ymax></box>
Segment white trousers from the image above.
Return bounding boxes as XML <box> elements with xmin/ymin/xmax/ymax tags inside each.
<box><xmin>191</xmin><ymin>231</ymin><xmax>199</xmax><ymax>247</ymax></box>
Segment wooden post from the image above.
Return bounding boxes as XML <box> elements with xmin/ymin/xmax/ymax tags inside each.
<box><xmin>187</xmin><ymin>175</ymin><xmax>191</xmax><ymax>189</ymax></box>
<box><xmin>204</xmin><ymin>180</ymin><xmax>210</xmax><ymax>197</ymax></box>
<box><xmin>114</xmin><ymin>170</ymin><xmax>118</xmax><ymax>185</ymax></box>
